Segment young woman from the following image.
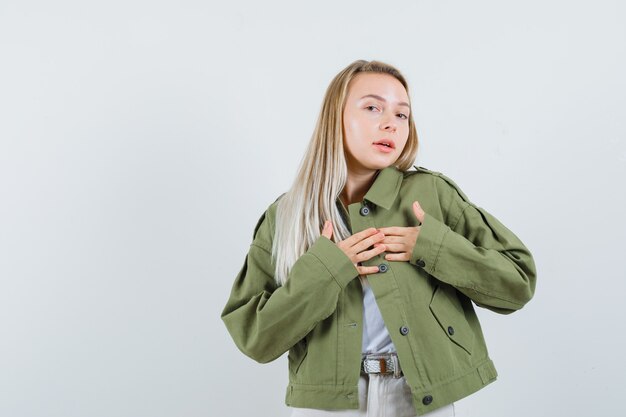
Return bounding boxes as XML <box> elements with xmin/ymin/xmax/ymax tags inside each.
<box><xmin>221</xmin><ymin>60</ymin><xmax>537</xmax><ymax>417</ymax></box>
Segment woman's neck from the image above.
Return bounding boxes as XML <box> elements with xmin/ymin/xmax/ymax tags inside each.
<box><xmin>340</xmin><ymin>168</ymin><xmax>380</xmax><ymax>206</ymax></box>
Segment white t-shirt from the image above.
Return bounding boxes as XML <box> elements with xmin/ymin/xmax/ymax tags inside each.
<box><xmin>359</xmin><ymin>275</ymin><xmax>397</xmax><ymax>354</ymax></box>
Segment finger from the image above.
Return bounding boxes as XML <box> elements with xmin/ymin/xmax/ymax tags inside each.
<box><xmin>379</xmin><ymin>235</ymin><xmax>406</xmax><ymax>244</ymax></box>
<box><xmin>357</xmin><ymin>265</ymin><xmax>383</xmax><ymax>275</ymax></box>
<box><xmin>351</xmin><ymin>232</ymin><xmax>386</xmax><ymax>255</ymax></box>
<box><xmin>379</xmin><ymin>242</ymin><xmax>406</xmax><ymax>253</ymax></box>
<box><xmin>412</xmin><ymin>201</ymin><xmax>425</xmax><ymax>224</ymax></box>
<box><xmin>376</xmin><ymin>226</ymin><xmax>406</xmax><ymax>236</ymax></box>
<box><xmin>321</xmin><ymin>220</ymin><xmax>333</xmax><ymax>240</ymax></box>
<box><xmin>384</xmin><ymin>252</ymin><xmax>410</xmax><ymax>262</ymax></box>
<box><xmin>354</xmin><ymin>244</ymin><xmax>387</xmax><ymax>263</ymax></box>
<box><xmin>343</xmin><ymin>227</ymin><xmax>379</xmax><ymax>246</ymax></box>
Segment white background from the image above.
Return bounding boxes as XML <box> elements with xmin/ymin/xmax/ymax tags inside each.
<box><xmin>1</xmin><ymin>1</ymin><xmax>625</xmax><ymax>416</ymax></box>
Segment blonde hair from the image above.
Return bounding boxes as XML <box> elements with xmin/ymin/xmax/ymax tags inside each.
<box><xmin>271</xmin><ymin>60</ymin><xmax>419</xmax><ymax>286</ymax></box>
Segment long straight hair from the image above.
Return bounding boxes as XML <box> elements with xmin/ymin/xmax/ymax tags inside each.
<box><xmin>271</xmin><ymin>60</ymin><xmax>419</xmax><ymax>286</ymax></box>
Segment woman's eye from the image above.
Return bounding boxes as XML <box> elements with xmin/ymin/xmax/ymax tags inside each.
<box><xmin>366</xmin><ymin>105</ymin><xmax>408</xmax><ymax>120</ymax></box>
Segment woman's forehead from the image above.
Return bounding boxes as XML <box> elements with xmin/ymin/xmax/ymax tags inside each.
<box><xmin>347</xmin><ymin>73</ymin><xmax>409</xmax><ymax>103</ymax></box>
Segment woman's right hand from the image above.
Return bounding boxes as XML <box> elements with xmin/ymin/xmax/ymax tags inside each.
<box><xmin>321</xmin><ymin>220</ymin><xmax>386</xmax><ymax>275</ymax></box>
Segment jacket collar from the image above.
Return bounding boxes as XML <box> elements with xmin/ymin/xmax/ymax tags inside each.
<box><xmin>362</xmin><ymin>165</ymin><xmax>404</xmax><ymax>210</ymax></box>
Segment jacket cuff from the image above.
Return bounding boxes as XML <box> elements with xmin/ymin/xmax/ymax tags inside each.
<box><xmin>410</xmin><ymin>212</ymin><xmax>451</xmax><ymax>273</ymax></box>
<box><xmin>308</xmin><ymin>236</ymin><xmax>359</xmax><ymax>289</ymax></box>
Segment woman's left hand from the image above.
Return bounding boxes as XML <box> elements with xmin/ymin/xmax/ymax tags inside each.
<box><xmin>376</xmin><ymin>201</ymin><xmax>425</xmax><ymax>262</ymax></box>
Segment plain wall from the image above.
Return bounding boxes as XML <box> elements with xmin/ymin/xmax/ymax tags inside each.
<box><xmin>1</xmin><ymin>0</ymin><xmax>625</xmax><ymax>416</ymax></box>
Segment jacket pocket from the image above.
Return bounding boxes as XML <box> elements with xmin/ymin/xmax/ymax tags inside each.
<box><xmin>429</xmin><ymin>284</ymin><xmax>475</xmax><ymax>355</ymax></box>
<box><xmin>288</xmin><ymin>336</ymin><xmax>308</xmax><ymax>376</ymax></box>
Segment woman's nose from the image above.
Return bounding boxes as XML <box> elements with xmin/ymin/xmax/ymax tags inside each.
<box><xmin>380</xmin><ymin>116</ymin><xmax>397</xmax><ymax>132</ymax></box>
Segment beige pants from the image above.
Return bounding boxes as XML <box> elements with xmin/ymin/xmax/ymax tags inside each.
<box><xmin>289</xmin><ymin>374</ymin><xmax>455</xmax><ymax>417</ymax></box>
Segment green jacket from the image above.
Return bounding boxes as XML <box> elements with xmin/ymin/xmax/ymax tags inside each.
<box><xmin>221</xmin><ymin>165</ymin><xmax>536</xmax><ymax>415</ymax></box>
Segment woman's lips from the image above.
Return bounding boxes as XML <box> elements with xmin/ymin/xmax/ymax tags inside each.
<box><xmin>373</xmin><ymin>143</ymin><xmax>394</xmax><ymax>153</ymax></box>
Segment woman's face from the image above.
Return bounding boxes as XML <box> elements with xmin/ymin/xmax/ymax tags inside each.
<box><xmin>342</xmin><ymin>72</ymin><xmax>411</xmax><ymax>173</ymax></box>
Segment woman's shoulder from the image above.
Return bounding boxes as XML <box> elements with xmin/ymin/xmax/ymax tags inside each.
<box><xmin>249</xmin><ymin>192</ymin><xmax>286</xmax><ymax>248</ymax></box>
<box><xmin>403</xmin><ymin>165</ymin><xmax>472</xmax><ymax>205</ymax></box>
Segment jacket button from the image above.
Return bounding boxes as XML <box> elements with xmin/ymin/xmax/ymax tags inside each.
<box><xmin>399</xmin><ymin>326</ymin><xmax>409</xmax><ymax>336</ymax></box>
<box><xmin>378</xmin><ymin>263</ymin><xmax>388</xmax><ymax>273</ymax></box>
<box><xmin>359</xmin><ymin>206</ymin><xmax>370</xmax><ymax>216</ymax></box>
<box><xmin>416</xmin><ymin>259</ymin><xmax>426</xmax><ymax>268</ymax></box>
<box><xmin>422</xmin><ymin>395</ymin><xmax>433</xmax><ymax>405</ymax></box>
<box><xmin>448</xmin><ymin>326</ymin><xmax>455</xmax><ymax>335</ymax></box>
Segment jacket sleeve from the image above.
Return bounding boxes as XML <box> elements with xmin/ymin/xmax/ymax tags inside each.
<box><xmin>409</xmin><ymin>175</ymin><xmax>537</xmax><ymax>314</ymax></box>
<box><xmin>221</xmin><ymin>206</ymin><xmax>360</xmax><ymax>363</ymax></box>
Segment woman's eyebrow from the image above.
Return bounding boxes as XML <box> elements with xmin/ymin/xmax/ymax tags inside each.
<box><xmin>360</xmin><ymin>94</ymin><xmax>410</xmax><ymax>108</ymax></box>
